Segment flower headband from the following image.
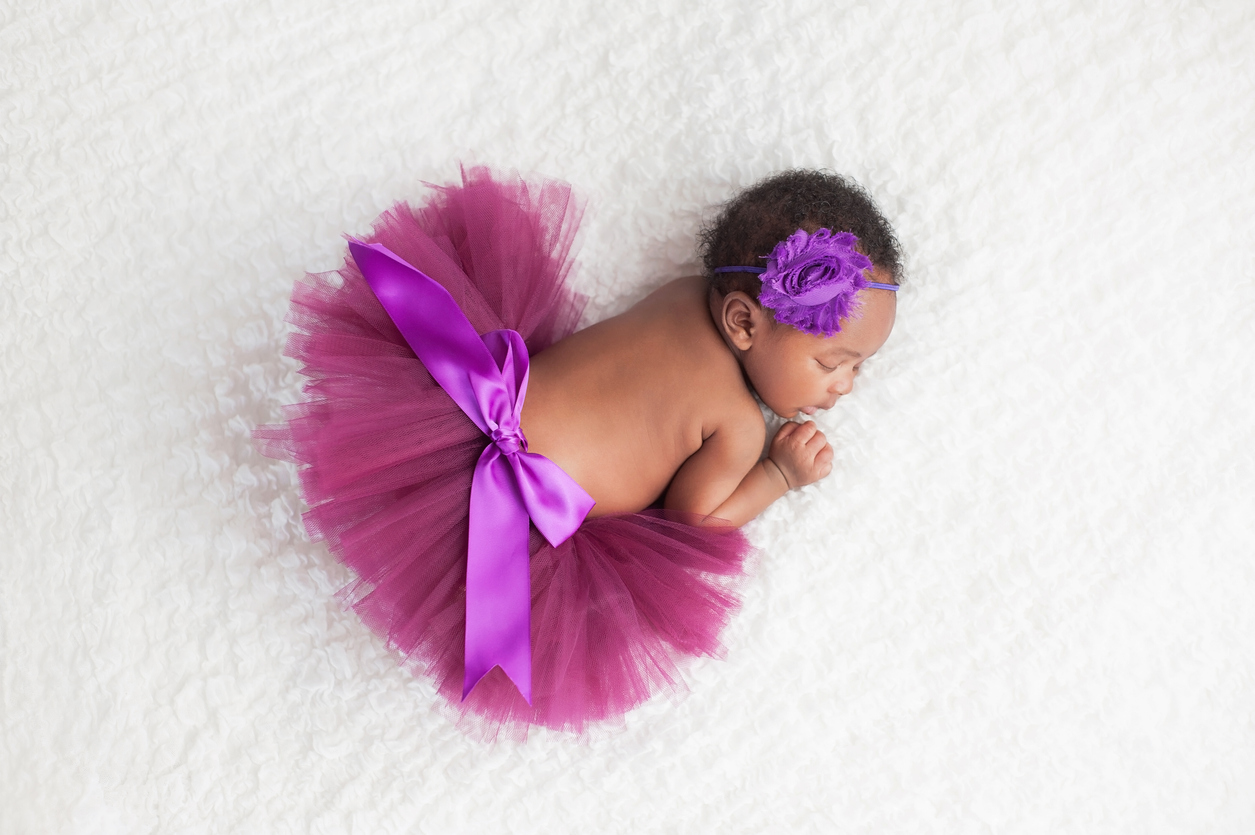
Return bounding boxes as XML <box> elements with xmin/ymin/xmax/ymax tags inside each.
<box><xmin>714</xmin><ymin>228</ymin><xmax>897</xmax><ymax>337</ymax></box>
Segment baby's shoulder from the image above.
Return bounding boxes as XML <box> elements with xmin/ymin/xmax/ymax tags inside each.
<box><xmin>708</xmin><ymin>376</ymin><xmax>766</xmax><ymax>442</ymax></box>
<box><xmin>688</xmin><ymin>346</ymin><xmax>764</xmax><ymax>447</ymax></box>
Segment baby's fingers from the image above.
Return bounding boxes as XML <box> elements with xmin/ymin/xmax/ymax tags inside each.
<box><xmin>803</xmin><ymin>427</ymin><xmax>828</xmax><ymax>451</ymax></box>
<box><xmin>774</xmin><ymin>421</ymin><xmax>800</xmax><ymax>441</ymax></box>
<box><xmin>787</xmin><ymin>420</ymin><xmax>818</xmax><ymax>443</ymax></box>
<box><xmin>816</xmin><ymin>443</ymin><xmax>834</xmax><ymax>474</ymax></box>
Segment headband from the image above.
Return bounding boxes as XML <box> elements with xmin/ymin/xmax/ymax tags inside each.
<box><xmin>713</xmin><ymin>229</ymin><xmax>897</xmax><ymax>337</ymax></box>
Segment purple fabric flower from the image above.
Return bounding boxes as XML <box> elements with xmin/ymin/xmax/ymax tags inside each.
<box><xmin>757</xmin><ymin>228</ymin><xmax>873</xmax><ymax>337</ymax></box>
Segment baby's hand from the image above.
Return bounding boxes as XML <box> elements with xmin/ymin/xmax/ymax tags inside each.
<box><xmin>767</xmin><ymin>421</ymin><xmax>834</xmax><ymax>490</ymax></box>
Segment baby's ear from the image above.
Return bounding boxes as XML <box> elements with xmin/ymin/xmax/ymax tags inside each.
<box><xmin>721</xmin><ymin>291</ymin><xmax>760</xmax><ymax>350</ymax></box>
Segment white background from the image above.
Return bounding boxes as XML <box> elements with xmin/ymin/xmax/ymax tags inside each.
<box><xmin>3</xmin><ymin>1</ymin><xmax>1253</xmax><ymax>832</ymax></box>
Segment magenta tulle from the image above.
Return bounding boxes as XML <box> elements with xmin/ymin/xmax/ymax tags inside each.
<box><xmin>255</xmin><ymin>168</ymin><xmax>751</xmax><ymax>737</ymax></box>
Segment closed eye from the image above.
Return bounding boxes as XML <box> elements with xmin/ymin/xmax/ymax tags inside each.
<box><xmin>816</xmin><ymin>360</ymin><xmax>836</xmax><ymax>372</ymax></box>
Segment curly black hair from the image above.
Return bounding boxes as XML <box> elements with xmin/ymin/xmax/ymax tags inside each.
<box><xmin>698</xmin><ymin>169</ymin><xmax>903</xmax><ymax>297</ymax></box>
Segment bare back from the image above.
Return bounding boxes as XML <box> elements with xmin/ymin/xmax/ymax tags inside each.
<box><xmin>520</xmin><ymin>277</ymin><xmax>763</xmax><ymax>516</ymax></box>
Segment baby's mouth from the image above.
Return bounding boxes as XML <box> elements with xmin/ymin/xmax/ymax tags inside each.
<box><xmin>800</xmin><ymin>406</ymin><xmax>819</xmax><ymax>416</ymax></box>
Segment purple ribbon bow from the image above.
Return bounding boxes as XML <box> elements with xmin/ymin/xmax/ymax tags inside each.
<box><xmin>348</xmin><ymin>240</ymin><xmax>596</xmax><ymax>704</ymax></box>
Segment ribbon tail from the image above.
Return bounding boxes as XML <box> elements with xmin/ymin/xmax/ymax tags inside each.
<box><xmin>463</xmin><ymin>446</ymin><xmax>533</xmax><ymax>704</ymax></box>
<box><xmin>348</xmin><ymin>239</ymin><xmax>502</xmax><ymax>434</ymax></box>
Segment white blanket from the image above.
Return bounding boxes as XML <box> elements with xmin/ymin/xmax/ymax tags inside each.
<box><xmin>4</xmin><ymin>1</ymin><xmax>1253</xmax><ymax>832</ymax></box>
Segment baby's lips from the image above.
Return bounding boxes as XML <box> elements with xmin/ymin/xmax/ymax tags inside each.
<box><xmin>800</xmin><ymin>406</ymin><xmax>818</xmax><ymax>416</ymax></box>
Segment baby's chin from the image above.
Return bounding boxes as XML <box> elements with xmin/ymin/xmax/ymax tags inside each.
<box><xmin>770</xmin><ymin>406</ymin><xmax>812</xmax><ymax>419</ymax></box>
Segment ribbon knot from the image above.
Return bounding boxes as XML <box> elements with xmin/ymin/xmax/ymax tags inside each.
<box><xmin>348</xmin><ymin>240</ymin><xmax>596</xmax><ymax>706</ymax></box>
<box><xmin>489</xmin><ymin>419</ymin><xmax>527</xmax><ymax>456</ymax></box>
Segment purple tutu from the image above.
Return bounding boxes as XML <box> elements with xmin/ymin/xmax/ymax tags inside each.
<box><xmin>256</xmin><ymin>168</ymin><xmax>751</xmax><ymax>737</ymax></box>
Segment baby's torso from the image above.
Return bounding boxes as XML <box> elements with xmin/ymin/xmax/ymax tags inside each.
<box><xmin>520</xmin><ymin>278</ymin><xmax>757</xmax><ymax>516</ymax></box>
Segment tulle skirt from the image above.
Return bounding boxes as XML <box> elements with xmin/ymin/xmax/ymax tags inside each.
<box><xmin>256</xmin><ymin>167</ymin><xmax>751</xmax><ymax>737</ymax></box>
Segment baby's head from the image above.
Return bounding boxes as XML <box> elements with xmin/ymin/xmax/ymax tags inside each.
<box><xmin>698</xmin><ymin>170</ymin><xmax>902</xmax><ymax>419</ymax></box>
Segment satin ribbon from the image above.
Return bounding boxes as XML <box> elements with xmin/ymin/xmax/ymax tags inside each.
<box><xmin>348</xmin><ymin>240</ymin><xmax>596</xmax><ymax>704</ymax></box>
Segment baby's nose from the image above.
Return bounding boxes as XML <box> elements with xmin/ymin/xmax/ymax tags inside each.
<box><xmin>832</xmin><ymin>372</ymin><xmax>854</xmax><ymax>396</ymax></box>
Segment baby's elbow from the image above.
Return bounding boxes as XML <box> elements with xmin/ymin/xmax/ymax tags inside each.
<box><xmin>662</xmin><ymin>486</ymin><xmax>732</xmax><ymax>526</ymax></box>
<box><xmin>694</xmin><ymin>512</ymin><xmax>741</xmax><ymax>529</ymax></box>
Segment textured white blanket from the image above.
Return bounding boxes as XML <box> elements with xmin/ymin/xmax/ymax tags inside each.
<box><xmin>4</xmin><ymin>1</ymin><xmax>1254</xmax><ymax>832</ymax></box>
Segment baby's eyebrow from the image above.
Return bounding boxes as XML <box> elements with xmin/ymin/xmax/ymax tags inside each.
<box><xmin>824</xmin><ymin>347</ymin><xmax>863</xmax><ymax>359</ymax></box>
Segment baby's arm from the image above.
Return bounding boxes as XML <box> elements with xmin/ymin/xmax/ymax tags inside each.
<box><xmin>665</xmin><ymin>419</ymin><xmax>834</xmax><ymax>527</ymax></box>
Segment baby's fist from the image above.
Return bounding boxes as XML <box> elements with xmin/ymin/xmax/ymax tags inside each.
<box><xmin>768</xmin><ymin>421</ymin><xmax>834</xmax><ymax>490</ymax></box>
